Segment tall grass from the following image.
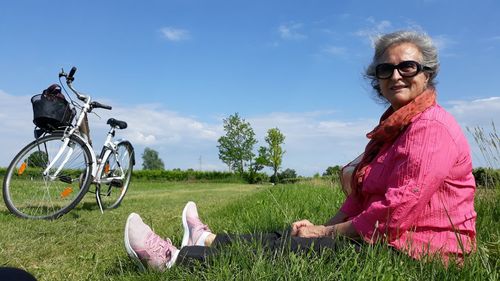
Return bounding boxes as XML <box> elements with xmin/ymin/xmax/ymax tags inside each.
<box><xmin>159</xmin><ymin>182</ymin><xmax>499</xmax><ymax>281</ymax></box>
<box><xmin>467</xmin><ymin>122</ymin><xmax>500</xmax><ymax>189</ymax></box>
<box><xmin>467</xmin><ymin>122</ymin><xmax>500</xmax><ymax>169</ymax></box>
<box><xmin>1</xmin><ymin>180</ymin><xmax>497</xmax><ymax>280</ymax></box>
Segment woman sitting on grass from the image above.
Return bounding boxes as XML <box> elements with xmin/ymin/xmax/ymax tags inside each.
<box><xmin>123</xmin><ymin>30</ymin><xmax>476</xmax><ymax>271</ymax></box>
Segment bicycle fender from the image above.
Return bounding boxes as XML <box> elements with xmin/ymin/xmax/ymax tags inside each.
<box><xmin>114</xmin><ymin>140</ymin><xmax>136</xmax><ymax>166</ymax></box>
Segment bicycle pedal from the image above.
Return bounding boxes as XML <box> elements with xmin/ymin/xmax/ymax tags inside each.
<box><xmin>110</xmin><ymin>179</ymin><xmax>123</xmax><ymax>187</ymax></box>
<box><xmin>59</xmin><ymin>175</ymin><xmax>73</xmax><ymax>184</ymax></box>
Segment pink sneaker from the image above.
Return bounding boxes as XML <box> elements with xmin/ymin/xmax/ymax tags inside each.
<box><xmin>181</xmin><ymin>201</ymin><xmax>212</xmax><ymax>247</ymax></box>
<box><xmin>124</xmin><ymin>213</ymin><xmax>179</xmax><ymax>271</ymax></box>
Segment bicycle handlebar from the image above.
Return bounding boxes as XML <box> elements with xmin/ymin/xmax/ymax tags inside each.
<box><xmin>67</xmin><ymin>67</ymin><xmax>77</xmax><ymax>82</ymax></box>
<box><xmin>59</xmin><ymin>66</ymin><xmax>89</xmax><ymax>102</ymax></box>
<box><xmin>90</xmin><ymin>101</ymin><xmax>112</xmax><ymax>110</ymax></box>
<box><xmin>59</xmin><ymin>66</ymin><xmax>113</xmax><ymax>112</ymax></box>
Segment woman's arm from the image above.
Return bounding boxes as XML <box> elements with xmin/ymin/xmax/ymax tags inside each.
<box><xmin>291</xmin><ymin>219</ymin><xmax>361</xmax><ymax>239</ymax></box>
<box><xmin>291</xmin><ymin>201</ymin><xmax>356</xmax><ymax>238</ymax></box>
<box><xmin>324</xmin><ymin>210</ymin><xmax>348</xmax><ymax>226</ymax></box>
<box><xmin>291</xmin><ymin>210</ymin><xmax>359</xmax><ymax>239</ymax></box>
<box><xmin>329</xmin><ymin>220</ymin><xmax>360</xmax><ymax>239</ymax></box>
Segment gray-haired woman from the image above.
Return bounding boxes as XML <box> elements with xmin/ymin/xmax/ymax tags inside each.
<box><xmin>123</xmin><ymin>30</ymin><xmax>476</xmax><ymax>271</ymax></box>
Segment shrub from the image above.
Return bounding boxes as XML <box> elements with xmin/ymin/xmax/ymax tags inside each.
<box><xmin>274</xmin><ymin>168</ymin><xmax>299</xmax><ymax>184</ymax></box>
<box><xmin>473</xmin><ymin>167</ymin><xmax>500</xmax><ymax>188</ymax></box>
<box><xmin>242</xmin><ymin>171</ymin><xmax>269</xmax><ymax>184</ymax></box>
<box><xmin>131</xmin><ymin>169</ymin><xmax>242</xmax><ymax>183</ymax></box>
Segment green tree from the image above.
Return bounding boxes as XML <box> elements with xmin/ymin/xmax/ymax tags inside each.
<box><xmin>245</xmin><ymin>146</ymin><xmax>269</xmax><ymax>184</ymax></box>
<box><xmin>322</xmin><ymin>165</ymin><xmax>342</xmax><ymax>177</ymax></box>
<box><xmin>277</xmin><ymin>168</ymin><xmax>298</xmax><ymax>183</ymax></box>
<box><xmin>263</xmin><ymin>128</ymin><xmax>285</xmax><ymax>183</ymax></box>
<box><xmin>217</xmin><ymin>113</ymin><xmax>257</xmax><ymax>175</ymax></box>
<box><xmin>27</xmin><ymin>151</ymin><xmax>48</xmax><ymax>167</ymax></box>
<box><xmin>254</xmin><ymin>146</ymin><xmax>270</xmax><ymax>170</ymax></box>
<box><xmin>141</xmin><ymin>147</ymin><xmax>165</xmax><ymax>170</ymax></box>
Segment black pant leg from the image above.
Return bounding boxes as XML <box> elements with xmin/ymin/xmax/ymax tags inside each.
<box><xmin>212</xmin><ymin>231</ymin><xmax>283</xmax><ymax>248</ymax></box>
<box><xmin>281</xmin><ymin>230</ymin><xmax>340</xmax><ymax>254</ymax></box>
<box><xmin>218</xmin><ymin>229</ymin><xmax>341</xmax><ymax>254</ymax></box>
<box><xmin>176</xmin><ymin>245</ymin><xmax>217</xmax><ymax>266</ymax></box>
<box><xmin>176</xmin><ymin>229</ymin><xmax>350</xmax><ymax>267</ymax></box>
<box><xmin>176</xmin><ymin>232</ymin><xmax>282</xmax><ymax>266</ymax></box>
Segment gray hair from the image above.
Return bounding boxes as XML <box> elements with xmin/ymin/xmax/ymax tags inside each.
<box><xmin>365</xmin><ymin>30</ymin><xmax>440</xmax><ymax>100</ymax></box>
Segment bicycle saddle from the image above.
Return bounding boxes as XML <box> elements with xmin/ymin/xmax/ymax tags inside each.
<box><xmin>107</xmin><ymin>118</ymin><xmax>127</xmax><ymax>129</ymax></box>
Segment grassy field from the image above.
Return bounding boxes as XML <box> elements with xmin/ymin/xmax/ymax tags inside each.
<box><xmin>0</xmin><ymin>179</ymin><xmax>498</xmax><ymax>280</ymax></box>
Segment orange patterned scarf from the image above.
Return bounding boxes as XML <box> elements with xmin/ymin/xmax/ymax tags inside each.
<box><xmin>352</xmin><ymin>88</ymin><xmax>437</xmax><ymax>195</ymax></box>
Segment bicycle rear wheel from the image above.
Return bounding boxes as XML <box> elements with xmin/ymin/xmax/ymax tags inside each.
<box><xmin>2</xmin><ymin>132</ymin><xmax>93</xmax><ymax>219</ymax></box>
<box><xmin>97</xmin><ymin>141</ymin><xmax>134</xmax><ymax>209</ymax></box>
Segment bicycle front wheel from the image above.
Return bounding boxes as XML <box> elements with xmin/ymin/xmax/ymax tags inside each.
<box><xmin>98</xmin><ymin>141</ymin><xmax>134</xmax><ymax>209</ymax></box>
<box><xmin>2</xmin><ymin>133</ymin><xmax>93</xmax><ymax>219</ymax></box>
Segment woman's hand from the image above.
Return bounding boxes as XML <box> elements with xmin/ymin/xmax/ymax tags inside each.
<box><xmin>291</xmin><ymin>219</ymin><xmax>313</xmax><ymax>235</ymax></box>
<box><xmin>291</xmin><ymin>219</ymin><xmax>328</xmax><ymax>238</ymax></box>
<box><xmin>294</xmin><ymin>225</ymin><xmax>329</xmax><ymax>238</ymax></box>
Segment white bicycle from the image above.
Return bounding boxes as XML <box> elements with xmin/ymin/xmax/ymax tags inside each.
<box><xmin>2</xmin><ymin>67</ymin><xmax>135</xmax><ymax>219</ymax></box>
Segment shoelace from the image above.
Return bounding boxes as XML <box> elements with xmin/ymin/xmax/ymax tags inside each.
<box><xmin>193</xmin><ymin>223</ymin><xmax>211</xmax><ymax>233</ymax></box>
<box><xmin>144</xmin><ymin>233</ymin><xmax>172</xmax><ymax>261</ymax></box>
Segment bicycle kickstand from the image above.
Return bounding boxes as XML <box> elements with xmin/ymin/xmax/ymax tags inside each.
<box><xmin>95</xmin><ymin>186</ymin><xmax>104</xmax><ymax>214</ymax></box>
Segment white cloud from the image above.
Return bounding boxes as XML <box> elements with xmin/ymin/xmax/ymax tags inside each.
<box><xmin>446</xmin><ymin>97</ymin><xmax>500</xmax><ymax>126</ymax></box>
<box><xmin>354</xmin><ymin>20</ymin><xmax>457</xmax><ymax>54</ymax></box>
<box><xmin>0</xmin><ymin>91</ymin><xmax>222</xmax><ymax>172</ymax></box>
<box><xmin>113</xmin><ymin>105</ymin><xmax>219</xmax><ymax>145</ymax></box>
<box><xmin>355</xmin><ymin>18</ymin><xmax>392</xmax><ymax>46</ymax></box>
<box><xmin>160</xmin><ymin>26</ymin><xmax>191</xmax><ymax>42</ymax></box>
<box><xmin>2</xmin><ymin>90</ymin><xmax>497</xmax><ymax>175</ymax></box>
<box><xmin>0</xmin><ymin>90</ymin><xmax>33</xmax><ymax>129</ymax></box>
<box><xmin>432</xmin><ymin>34</ymin><xmax>456</xmax><ymax>51</ymax></box>
<box><xmin>0</xmin><ymin>90</ymin><xmax>37</xmax><ymax>165</ymax></box>
<box><xmin>444</xmin><ymin>97</ymin><xmax>500</xmax><ymax>168</ymax></box>
<box><xmin>278</xmin><ymin>22</ymin><xmax>307</xmax><ymax>40</ymax></box>
<box><xmin>0</xmin><ymin>91</ymin><xmax>374</xmax><ymax>175</ymax></box>
<box><xmin>247</xmin><ymin>112</ymin><xmax>376</xmax><ymax>175</ymax></box>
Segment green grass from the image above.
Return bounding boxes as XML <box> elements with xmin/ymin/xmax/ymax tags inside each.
<box><xmin>0</xmin><ymin>180</ymin><xmax>498</xmax><ymax>280</ymax></box>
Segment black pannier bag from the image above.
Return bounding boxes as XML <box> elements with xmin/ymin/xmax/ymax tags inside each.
<box><xmin>31</xmin><ymin>84</ymin><xmax>76</xmax><ymax>131</ymax></box>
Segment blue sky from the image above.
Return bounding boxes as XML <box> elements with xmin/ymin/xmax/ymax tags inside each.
<box><xmin>1</xmin><ymin>0</ymin><xmax>499</xmax><ymax>175</ymax></box>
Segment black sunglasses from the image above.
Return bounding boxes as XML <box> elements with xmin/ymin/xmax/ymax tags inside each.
<box><xmin>375</xmin><ymin>60</ymin><xmax>430</xmax><ymax>79</ymax></box>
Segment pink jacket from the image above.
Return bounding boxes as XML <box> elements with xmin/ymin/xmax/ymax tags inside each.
<box><xmin>340</xmin><ymin>104</ymin><xmax>476</xmax><ymax>261</ymax></box>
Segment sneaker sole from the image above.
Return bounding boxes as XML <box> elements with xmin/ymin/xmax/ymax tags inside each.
<box><xmin>124</xmin><ymin>213</ymin><xmax>147</xmax><ymax>272</ymax></box>
<box><xmin>181</xmin><ymin>201</ymin><xmax>195</xmax><ymax>248</ymax></box>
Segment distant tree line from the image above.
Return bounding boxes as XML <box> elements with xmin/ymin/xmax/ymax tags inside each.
<box><xmin>134</xmin><ymin>118</ymin><xmax>500</xmax><ymax>188</ymax></box>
